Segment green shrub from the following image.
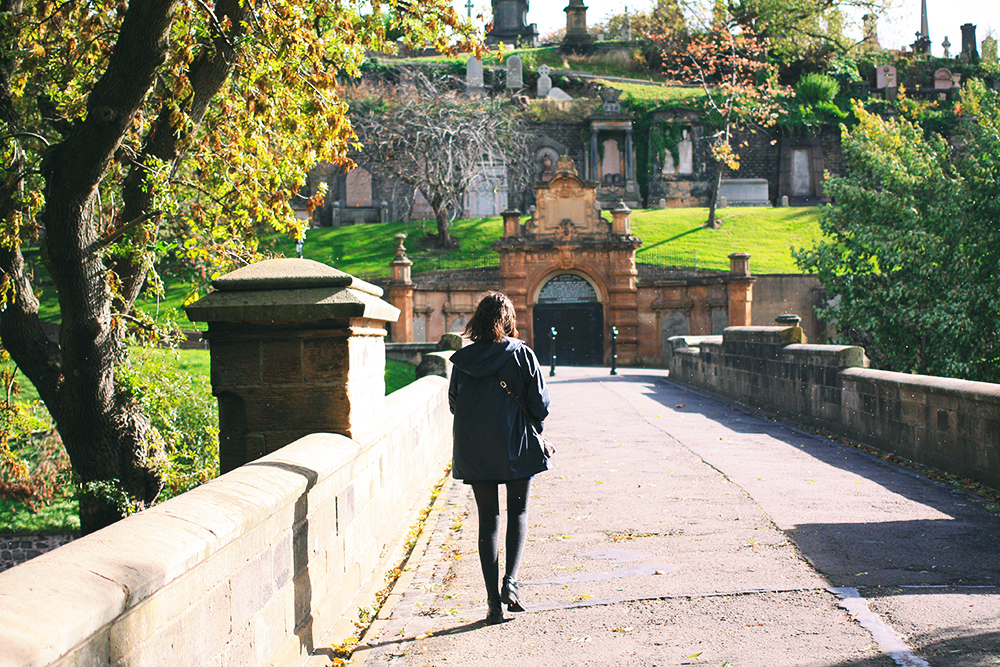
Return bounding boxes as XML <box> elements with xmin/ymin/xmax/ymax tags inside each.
<box><xmin>796</xmin><ymin>72</ymin><xmax>840</xmax><ymax>105</ymax></box>
<box><xmin>118</xmin><ymin>349</ymin><xmax>220</xmax><ymax>501</ymax></box>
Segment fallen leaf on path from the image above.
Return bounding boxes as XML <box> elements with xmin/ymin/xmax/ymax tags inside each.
<box><xmin>676</xmin><ymin>404</ymin><xmax>686</xmax><ymax>408</ymax></box>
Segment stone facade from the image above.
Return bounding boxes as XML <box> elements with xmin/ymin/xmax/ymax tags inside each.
<box><xmin>384</xmin><ymin>158</ymin><xmax>758</xmax><ymax>366</ymax></box>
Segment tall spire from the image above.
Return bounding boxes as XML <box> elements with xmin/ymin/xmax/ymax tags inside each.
<box><xmin>920</xmin><ymin>0</ymin><xmax>929</xmax><ymax>39</ymax></box>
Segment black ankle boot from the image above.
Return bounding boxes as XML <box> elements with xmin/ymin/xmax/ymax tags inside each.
<box><xmin>501</xmin><ymin>576</ymin><xmax>526</xmax><ymax>612</ymax></box>
<box><xmin>486</xmin><ymin>597</ymin><xmax>504</xmax><ymax>625</ymax></box>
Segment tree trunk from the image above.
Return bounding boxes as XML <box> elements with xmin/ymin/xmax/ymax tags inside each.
<box><xmin>0</xmin><ymin>0</ymin><xmax>176</xmax><ymax>534</ymax></box>
<box><xmin>429</xmin><ymin>191</ymin><xmax>454</xmax><ymax>248</ymax></box>
<box><xmin>706</xmin><ymin>166</ymin><xmax>723</xmax><ymax>230</ymax></box>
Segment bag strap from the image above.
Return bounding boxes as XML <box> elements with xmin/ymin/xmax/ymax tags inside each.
<box><xmin>497</xmin><ymin>375</ymin><xmax>542</xmax><ymax>432</ymax></box>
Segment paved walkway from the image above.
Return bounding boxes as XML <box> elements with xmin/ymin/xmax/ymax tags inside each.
<box><xmin>348</xmin><ymin>367</ymin><xmax>1000</xmax><ymax>667</ymax></box>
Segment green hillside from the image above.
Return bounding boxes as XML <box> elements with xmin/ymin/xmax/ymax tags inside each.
<box><xmin>270</xmin><ymin>206</ymin><xmax>823</xmax><ymax>279</ymax></box>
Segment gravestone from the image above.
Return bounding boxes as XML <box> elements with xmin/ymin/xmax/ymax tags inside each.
<box><xmin>875</xmin><ymin>64</ymin><xmax>897</xmax><ymax>89</ymax></box>
<box><xmin>506</xmin><ymin>55</ymin><xmax>523</xmax><ymax>90</ymax></box>
<box><xmin>537</xmin><ymin>64</ymin><xmax>552</xmax><ymax>97</ymax></box>
<box><xmin>547</xmin><ymin>87</ymin><xmax>573</xmax><ymax>100</ymax></box>
<box><xmin>790</xmin><ymin>148</ymin><xmax>812</xmax><ymax>196</ymax></box>
<box><xmin>982</xmin><ymin>36</ymin><xmax>998</xmax><ymax>65</ymax></box>
<box><xmin>934</xmin><ymin>68</ymin><xmax>955</xmax><ymax>90</ymax></box>
<box><xmin>942</xmin><ymin>36</ymin><xmax>952</xmax><ymax>59</ymax></box>
<box><xmin>466</xmin><ymin>56</ymin><xmax>484</xmax><ymax>94</ymax></box>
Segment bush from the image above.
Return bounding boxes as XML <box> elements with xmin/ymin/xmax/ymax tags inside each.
<box><xmin>796</xmin><ymin>72</ymin><xmax>840</xmax><ymax>105</ymax></box>
<box><xmin>118</xmin><ymin>349</ymin><xmax>219</xmax><ymax>500</ymax></box>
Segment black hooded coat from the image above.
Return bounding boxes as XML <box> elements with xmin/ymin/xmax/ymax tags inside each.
<box><xmin>449</xmin><ymin>337</ymin><xmax>550</xmax><ymax>482</ymax></box>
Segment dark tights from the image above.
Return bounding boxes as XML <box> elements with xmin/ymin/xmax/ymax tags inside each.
<box><xmin>471</xmin><ymin>478</ymin><xmax>531</xmax><ymax>601</ymax></box>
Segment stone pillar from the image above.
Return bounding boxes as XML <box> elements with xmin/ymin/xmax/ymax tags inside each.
<box><xmin>186</xmin><ymin>258</ymin><xmax>400</xmax><ymax>473</ymax></box>
<box><xmin>961</xmin><ymin>23</ymin><xmax>979</xmax><ymax>62</ymax></box>
<box><xmin>502</xmin><ymin>209</ymin><xmax>523</xmax><ymax>238</ymax></box>
<box><xmin>607</xmin><ymin>248</ymin><xmax>640</xmax><ymax>364</ymax></box>
<box><xmin>625</xmin><ymin>129</ymin><xmax>634</xmax><ymax>181</ymax></box>
<box><xmin>727</xmin><ymin>252</ymin><xmax>753</xmax><ymax>327</ymax></box>
<box><xmin>590</xmin><ymin>131</ymin><xmax>600</xmax><ymax>181</ymax></box>
<box><xmin>388</xmin><ymin>233</ymin><xmax>415</xmax><ymax>343</ymax></box>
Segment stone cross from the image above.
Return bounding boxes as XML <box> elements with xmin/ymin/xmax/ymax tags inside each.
<box><xmin>506</xmin><ymin>55</ymin><xmax>523</xmax><ymax>90</ymax></box>
<box><xmin>466</xmin><ymin>56</ymin><xmax>484</xmax><ymax>94</ymax></box>
<box><xmin>942</xmin><ymin>36</ymin><xmax>951</xmax><ymax>59</ymax></box>
<box><xmin>537</xmin><ymin>64</ymin><xmax>552</xmax><ymax>98</ymax></box>
<box><xmin>875</xmin><ymin>64</ymin><xmax>897</xmax><ymax>89</ymax></box>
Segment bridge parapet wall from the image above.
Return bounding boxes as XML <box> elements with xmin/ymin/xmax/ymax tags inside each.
<box><xmin>0</xmin><ymin>376</ymin><xmax>451</xmax><ymax>667</ymax></box>
<box><xmin>0</xmin><ymin>258</ymin><xmax>454</xmax><ymax>667</ymax></box>
<box><xmin>669</xmin><ymin>327</ymin><xmax>1000</xmax><ymax>492</ymax></box>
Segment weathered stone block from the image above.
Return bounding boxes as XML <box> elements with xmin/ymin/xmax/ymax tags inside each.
<box><xmin>211</xmin><ymin>340</ymin><xmax>262</xmax><ymax>388</ymax></box>
<box><xmin>261</xmin><ymin>339</ymin><xmax>304</xmax><ymax>384</ymax></box>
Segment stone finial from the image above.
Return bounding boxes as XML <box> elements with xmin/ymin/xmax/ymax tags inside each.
<box><xmin>611</xmin><ymin>200</ymin><xmax>632</xmax><ymax>235</ymax></box>
<box><xmin>391</xmin><ymin>233</ymin><xmax>413</xmax><ymax>284</ymax></box>
<box><xmin>729</xmin><ymin>252</ymin><xmax>751</xmax><ymax>277</ymax></box>
<box><xmin>555</xmin><ymin>155</ymin><xmax>578</xmax><ymax>176</ymax></box>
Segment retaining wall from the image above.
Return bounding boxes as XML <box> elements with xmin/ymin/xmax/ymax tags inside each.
<box><xmin>0</xmin><ymin>376</ymin><xmax>452</xmax><ymax>667</ymax></box>
<box><xmin>669</xmin><ymin>326</ymin><xmax>1000</xmax><ymax>492</ymax></box>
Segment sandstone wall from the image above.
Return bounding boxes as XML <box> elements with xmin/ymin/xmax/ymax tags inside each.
<box><xmin>669</xmin><ymin>327</ymin><xmax>1000</xmax><ymax>492</ymax></box>
<box><xmin>0</xmin><ymin>377</ymin><xmax>452</xmax><ymax>667</ymax></box>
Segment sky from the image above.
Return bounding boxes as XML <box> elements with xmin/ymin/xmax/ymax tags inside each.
<box><xmin>455</xmin><ymin>0</ymin><xmax>998</xmax><ymax>56</ymax></box>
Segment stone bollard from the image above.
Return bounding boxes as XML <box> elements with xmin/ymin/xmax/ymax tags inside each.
<box><xmin>186</xmin><ymin>258</ymin><xmax>400</xmax><ymax>473</ymax></box>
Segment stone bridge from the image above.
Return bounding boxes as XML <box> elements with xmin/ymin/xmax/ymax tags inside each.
<box><xmin>1</xmin><ymin>262</ymin><xmax>998</xmax><ymax>667</ymax></box>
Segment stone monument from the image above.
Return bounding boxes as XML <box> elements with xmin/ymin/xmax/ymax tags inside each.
<box><xmin>506</xmin><ymin>55</ymin><xmax>523</xmax><ymax>90</ymax></box>
<box><xmin>961</xmin><ymin>23</ymin><xmax>979</xmax><ymax>63</ymax></box>
<box><xmin>537</xmin><ymin>64</ymin><xmax>552</xmax><ymax>97</ymax></box>
<box><xmin>466</xmin><ymin>55</ymin><xmax>484</xmax><ymax>95</ymax></box>
<box><xmin>983</xmin><ymin>36</ymin><xmax>998</xmax><ymax>65</ymax></box>
<box><xmin>562</xmin><ymin>0</ymin><xmax>594</xmax><ymax>53</ymax></box>
<box><xmin>486</xmin><ymin>0</ymin><xmax>538</xmax><ymax>46</ymax></box>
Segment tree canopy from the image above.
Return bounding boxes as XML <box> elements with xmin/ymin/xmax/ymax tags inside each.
<box><xmin>0</xmin><ymin>0</ymin><xmax>481</xmax><ymax>533</ymax></box>
<box><xmin>795</xmin><ymin>81</ymin><xmax>1000</xmax><ymax>382</ymax></box>
<box><xmin>347</xmin><ymin>70</ymin><xmax>532</xmax><ymax>247</ymax></box>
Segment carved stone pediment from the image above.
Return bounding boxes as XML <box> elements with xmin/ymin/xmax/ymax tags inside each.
<box><xmin>530</xmin><ymin>159</ymin><xmax>607</xmax><ymax>237</ymax></box>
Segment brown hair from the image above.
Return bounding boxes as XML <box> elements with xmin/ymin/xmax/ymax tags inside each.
<box><xmin>463</xmin><ymin>291</ymin><xmax>518</xmax><ymax>342</ymax></box>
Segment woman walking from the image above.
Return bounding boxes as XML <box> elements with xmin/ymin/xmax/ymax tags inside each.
<box><xmin>449</xmin><ymin>292</ymin><xmax>550</xmax><ymax>625</ymax></box>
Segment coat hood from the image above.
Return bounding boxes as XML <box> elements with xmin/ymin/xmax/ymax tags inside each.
<box><xmin>449</xmin><ymin>338</ymin><xmax>524</xmax><ymax>377</ymax></box>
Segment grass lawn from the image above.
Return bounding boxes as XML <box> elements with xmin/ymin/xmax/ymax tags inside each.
<box><xmin>275</xmin><ymin>206</ymin><xmax>823</xmax><ymax>278</ymax></box>
<box><xmin>631</xmin><ymin>207</ymin><xmax>823</xmax><ymax>273</ymax></box>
